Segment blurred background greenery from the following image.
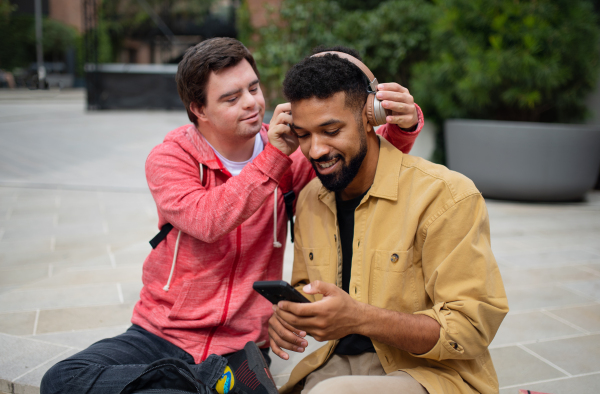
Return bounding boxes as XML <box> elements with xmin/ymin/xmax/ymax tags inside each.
<box><xmin>239</xmin><ymin>0</ymin><xmax>600</xmax><ymax>161</ymax></box>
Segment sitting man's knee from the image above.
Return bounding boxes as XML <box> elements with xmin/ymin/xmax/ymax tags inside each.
<box><xmin>41</xmin><ymin>362</ymin><xmax>62</xmax><ymax>394</ymax></box>
<box><xmin>40</xmin><ymin>359</ymin><xmax>85</xmax><ymax>394</ymax></box>
<box><xmin>309</xmin><ymin>376</ymin><xmax>357</xmax><ymax>394</ymax></box>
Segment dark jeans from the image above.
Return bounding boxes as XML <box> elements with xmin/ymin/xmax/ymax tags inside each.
<box><xmin>41</xmin><ymin>325</ymin><xmax>269</xmax><ymax>394</ymax></box>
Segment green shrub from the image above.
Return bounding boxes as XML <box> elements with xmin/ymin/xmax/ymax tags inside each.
<box><xmin>0</xmin><ymin>0</ymin><xmax>81</xmax><ymax>72</ymax></box>
<box><xmin>241</xmin><ymin>0</ymin><xmax>433</xmax><ymax>108</ymax></box>
<box><xmin>411</xmin><ymin>0</ymin><xmax>600</xmax><ymax>124</ymax></box>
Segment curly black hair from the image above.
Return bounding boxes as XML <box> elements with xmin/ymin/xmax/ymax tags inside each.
<box><xmin>283</xmin><ymin>46</ymin><xmax>369</xmax><ymax>113</ymax></box>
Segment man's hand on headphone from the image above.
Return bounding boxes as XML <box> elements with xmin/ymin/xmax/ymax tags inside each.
<box><xmin>268</xmin><ymin>102</ymin><xmax>300</xmax><ymax>156</ymax></box>
<box><xmin>376</xmin><ymin>83</ymin><xmax>419</xmax><ymax>130</ymax></box>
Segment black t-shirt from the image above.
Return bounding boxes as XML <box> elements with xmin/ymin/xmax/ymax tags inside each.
<box><xmin>334</xmin><ymin>189</ymin><xmax>376</xmax><ymax>355</ymax></box>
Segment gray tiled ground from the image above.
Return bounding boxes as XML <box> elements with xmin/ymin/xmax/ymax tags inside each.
<box><xmin>1</xmin><ymin>89</ymin><xmax>600</xmax><ymax>393</ymax></box>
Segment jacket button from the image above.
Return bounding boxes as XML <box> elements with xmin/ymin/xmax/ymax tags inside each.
<box><xmin>391</xmin><ymin>253</ymin><xmax>399</xmax><ymax>263</ymax></box>
<box><xmin>334</xmin><ymin>234</ymin><xmax>337</xmax><ymax>242</ymax></box>
<box><xmin>309</xmin><ymin>252</ymin><xmax>313</xmax><ymax>260</ymax></box>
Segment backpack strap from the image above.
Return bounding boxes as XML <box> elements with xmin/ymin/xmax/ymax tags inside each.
<box><xmin>283</xmin><ymin>190</ymin><xmax>296</xmax><ymax>243</ymax></box>
<box><xmin>149</xmin><ymin>163</ymin><xmax>204</xmax><ymax>249</ymax></box>
<box><xmin>278</xmin><ymin>168</ymin><xmax>296</xmax><ymax>243</ymax></box>
<box><xmin>150</xmin><ymin>223</ymin><xmax>173</xmax><ymax>249</ymax></box>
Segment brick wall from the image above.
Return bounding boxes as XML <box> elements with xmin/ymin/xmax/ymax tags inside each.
<box><xmin>246</xmin><ymin>0</ymin><xmax>282</xmax><ymax>27</ymax></box>
<box><xmin>49</xmin><ymin>0</ymin><xmax>83</xmax><ymax>32</ymax></box>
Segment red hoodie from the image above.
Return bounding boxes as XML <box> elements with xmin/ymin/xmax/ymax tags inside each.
<box><xmin>132</xmin><ymin>108</ymin><xmax>423</xmax><ymax>363</ymax></box>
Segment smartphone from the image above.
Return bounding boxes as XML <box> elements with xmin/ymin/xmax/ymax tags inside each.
<box><xmin>253</xmin><ymin>280</ymin><xmax>310</xmax><ymax>304</ymax></box>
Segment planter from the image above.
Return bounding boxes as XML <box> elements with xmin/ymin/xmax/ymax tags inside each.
<box><xmin>445</xmin><ymin>119</ymin><xmax>600</xmax><ymax>201</ymax></box>
<box><xmin>85</xmin><ymin>64</ymin><xmax>184</xmax><ymax>110</ymax></box>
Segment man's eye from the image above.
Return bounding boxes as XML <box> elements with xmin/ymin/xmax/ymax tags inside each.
<box><xmin>250</xmin><ymin>87</ymin><xmax>258</xmax><ymax>93</ymax></box>
<box><xmin>325</xmin><ymin>129</ymin><xmax>340</xmax><ymax>136</ymax></box>
<box><xmin>227</xmin><ymin>97</ymin><xmax>237</xmax><ymax>103</ymax></box>
<box><xmin>296</xmin><ymin>134</ymin><xmax>309</xmax><ymax>139</ymax></box>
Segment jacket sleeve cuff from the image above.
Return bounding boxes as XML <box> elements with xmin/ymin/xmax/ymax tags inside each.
<box><xmin>391</xmin><ymin>103</ymin><xmax>424</xmax><ymax>135</ymax></box>
<box><xmin>253</xmin><ymin>142</ymin><xmax>293</xmax><ymax>183</ymax></box>
<box><xmin>410</xmin><ymin>306</ymin><xmax>465</xmax><ymax>361</ymax></box>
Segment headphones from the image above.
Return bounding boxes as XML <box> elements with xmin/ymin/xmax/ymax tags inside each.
<box><xmin>311</xmin><ymin>51</ymin><xmax>391</xmax><ymax>127</ymax></box>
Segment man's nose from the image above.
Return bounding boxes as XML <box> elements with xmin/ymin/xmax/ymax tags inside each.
<box><xmin>309</xmin><ymin>134</ymin><xmax>330</xmax><ymax>161</ymax></box>
<box><xmin>240</xmin><ymin>90</ymin><xmax>256</xmax><ymax>109</ymax></box>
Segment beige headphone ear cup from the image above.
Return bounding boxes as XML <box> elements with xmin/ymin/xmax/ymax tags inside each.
<box><xmin>372</xmin><ymin>96</ymin><xmax>391</xmax><ymax>126</ymax></box>
<box><xmin>365</xmin><ymin>93</ymin><xmax>377</xmax><ymax>126</ymax></box>
<box><xmin>366</xmin><ymin>93</ymin><xmax>390</xmax><ymax>126</ymax></box>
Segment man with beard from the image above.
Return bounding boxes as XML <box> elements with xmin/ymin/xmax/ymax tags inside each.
<box><xmin>268</xmin><ymin>51</ymin><xmax>509</xmax><ymax>394</ymax></box>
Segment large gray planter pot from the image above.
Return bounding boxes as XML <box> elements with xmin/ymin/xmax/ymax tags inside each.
<box><xmin>445</xmin><ymin>119</ymin><xmax>600</xmax><ymax>201</ymax></box>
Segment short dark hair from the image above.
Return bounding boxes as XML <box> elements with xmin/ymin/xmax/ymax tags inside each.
<box><xmin>283</xmin><ymin>46</ymin><xmax>368</xmax><ymax>113</ymax></box>
<box><xmin>176</xmin><ymin>38</ymin><xmax>260</xmax><ymax>125</ymax></box>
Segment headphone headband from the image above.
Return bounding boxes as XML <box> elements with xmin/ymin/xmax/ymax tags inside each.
<box><xmin>310</xmin><ymin>50</ymin><xmax>389</xmax><ymax>126</ymax></box>
<box><xmin>311</xmin><ymin>51</ymin><xmax>379</xmax><ymax>92</ymax></box>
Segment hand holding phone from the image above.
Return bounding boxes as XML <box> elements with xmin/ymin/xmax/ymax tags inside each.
<box><xmin>259</xmin><ymin>280</ymin><xmax>310</xmax><ymax>360</ymax></box>
<box><xmin>253</xmin><ymin>280</ymin><xmax>310</xmax><ymax>304</ymax></box>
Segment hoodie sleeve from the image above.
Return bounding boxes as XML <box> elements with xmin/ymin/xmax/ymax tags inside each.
<box><xmin>146</xmin><ymin>140</ymin><xmax>292</xmax><ymax>244</ymax></box>
<box><xmin>375</xmin><ymin>103</ymin><xmax>424</xmax><ymax>154</ymax></box>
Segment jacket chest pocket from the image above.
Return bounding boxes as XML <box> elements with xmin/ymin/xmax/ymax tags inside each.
<box><xmin>302</xmin><ymin>247</ymin><xmax>331</xmax><ymax>266</ymax></box>
<box><xmin>374</xmin><ymin>248</ymin><xmax>413</xmax><ymax>272</ymax></box>
<box><xmin>369</xmin><ymin>247</ymin><xmax>418</xmax><ymax>313</ymax></box>
<box><xmin>302</xmin><ymin>247</ymin><xmax>332</xmax><ymax>283</ymax></box>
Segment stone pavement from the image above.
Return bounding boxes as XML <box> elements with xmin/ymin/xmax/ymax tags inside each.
<box><xmin>1</xmin><ymin>89</ymin><xmax>600</xmax><ymax>394</ymax></box>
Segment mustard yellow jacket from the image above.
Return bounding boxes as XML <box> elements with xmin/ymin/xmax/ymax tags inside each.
<box><xmin>280</xmin><ymin>137</ymin><xmax>509</xmax><ymax>394</ymax></box>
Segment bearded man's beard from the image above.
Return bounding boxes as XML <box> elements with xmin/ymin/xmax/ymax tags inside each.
<box><xmin>311</xmin><ymin>122</ymin><xmax>368</xmax><ymax>192</ymax></box>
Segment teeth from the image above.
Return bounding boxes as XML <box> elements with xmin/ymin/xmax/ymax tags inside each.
<box><xmin>318</xmin><ymin>159</ymin><xmax>337</xmax><ymax>169</ymax></box>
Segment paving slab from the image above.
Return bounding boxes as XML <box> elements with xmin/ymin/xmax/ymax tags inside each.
<box><xmin>500</xmin><ymin>372</ymin><xmax>600</xmax><ymax>394</ymax></box>
<box><xmin>499</xmin><ymin>265</ymin><xmax>600</xmax><ymax>289</ymax></box>
<box><xmin>562</xmin><ymin>279</ymin><xmax>600</xmax><ymax>302</ymax></box>
<box><xmin>549</xmin><ymin>304</ymin><xmax>600</xmax><ymax>332</ymax></box>
<box><xmin>504</xmin><ymin>284</ymin><xmax>595</xmax><ymax>312</ymax></box>
<box><xmin>18</xmin><ymin>266</ymin><xmax>143</xmax><ymax>289</ymax></box>
<box><xmin>0</xmin><ymin>312</ymin><xmax>36</xmax><ymax>336</ymax></box>
<box><xmin>0</xmin><ymin>334</ymin><xmax>71</xmax><ymax>386</ymax></box>
<box><xmin>0</xmin><ymin>265</ymin><xmax>49</xmax><ymax>287</ymax></box>
<box><xmin>35</xmin><ymin>303</ymin><xmax>136</xmax><ymax>334</ymax></box>
<box><xmin>524</xmin><ymin>334</ymin><xmax>600</xmax><ymax>376</ymax></box>
<box><xmin>491</xmin><ymin>311</ymin><xmax>584</xmax><ymax>347</ymax></box>
<box><xmin>0</xmin><ymin>283</ymin><xmax>122</xmax><ymax>313</ymax></box>
<box><xmin>28</xmin><ymin>325</ymin><xmax>130</xmax><ymax>349</ymax></box>
<box><xmin>496</xmin><ymin>248</ymin><xmax>600</xmax><ymax>269</ymax></box>
<box><xmin>492</xmin><ymin>345</ymin><xmax>567</xmax><ymax>388</ymax></box>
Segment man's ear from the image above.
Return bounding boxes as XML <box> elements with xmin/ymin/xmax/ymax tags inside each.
<box><xmin>362</xmin><ymin>103</ymin><xmax>374</xmax><ymax>133</ymax></box>
<box><xmin>190</xmin><ymin>102</ymin><xmax>207</xmax><ymax>122</ymax></box>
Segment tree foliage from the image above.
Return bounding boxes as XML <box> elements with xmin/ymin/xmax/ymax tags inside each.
<box><xmin>240</xmin><ymin>0</ymin><xmax>433</xmax><ymax>108</ymax></box>
<box><xmin>240</xmin><ymin>0</ymin><xmax>600</xmax><ymax>126</ymax></box>
<box><xmin>0</xmin><ymin>0</ymin><xmax>80</xmax><ymax>71</ymax></box>
<box><xmin>412</xmin><ymin>0</ymin><xmax>600</xmax><ymax>124</ymax></box>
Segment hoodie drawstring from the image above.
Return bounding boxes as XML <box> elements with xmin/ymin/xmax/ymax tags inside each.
<box><xmin>273</xmin><ymin>186</ymin><xmax>282</xmax><ymax>248</ymax></box>
<box><xmin>163</xmin><ymin>229</ymin><xmax>181</xmax><ymax>291</ymax></box>
<box><xmin>164</xmin><ymin>164</ymin><xmax>282</xmax><ymax>291</ymax></box>
<box><xmin>163</xmin><ymin>163</ymin><xmax>204</xmax><ymax>292</ymax></box>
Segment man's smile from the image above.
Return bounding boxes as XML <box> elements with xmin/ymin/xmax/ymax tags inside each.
<box><xmin>241</xmin><ymin>111</ymin><xmax>260</xmax><ymax>122</ymax></box>
<box><xmin>313</xmin><ymin>157</ymin><xmax>340</xmax><ymax>175</ymax></box>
